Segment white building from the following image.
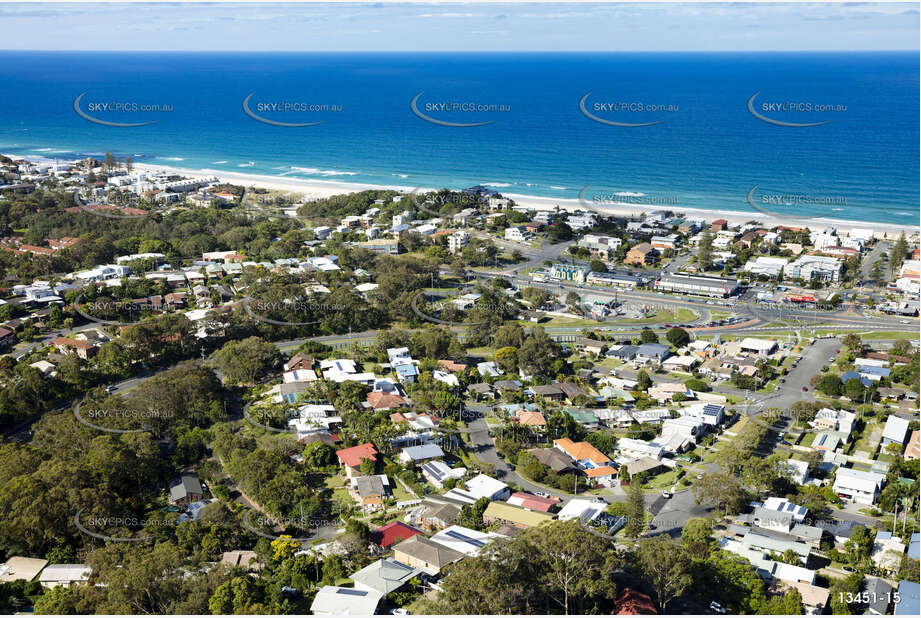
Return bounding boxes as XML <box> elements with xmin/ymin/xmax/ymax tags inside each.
<box><xmin>744</xmin><ymin>256</ymin><xmax>789</xmax><ymax>278</ymax></box>
<box><xmin>465</xmin><ymin>474</ymin><xmax>510</xmax><ymax>501</ymax></box>
<box><xmin>448</xmin><ymin>230</ymin><xmax>470</xmax><ymax>254</ymax></box>
<box><xmin>504</xmin><ymin>226</ymin><xmax>532</xmax><ymax>243</ymax></box>
<box><xmin>833</xmin><ymin>468</ymin><xmax>885</xmax><ymax>505</ymax></box>
<box><xmin>784</xmin><ymin>255</ymin><xmax>843</xmax><ymax>283</ymax></box>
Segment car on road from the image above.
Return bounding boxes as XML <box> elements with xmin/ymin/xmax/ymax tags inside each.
<box><xmin>779</xmin><ymin>378</ymin><xmax>785</xmax><ymax>383</ymax></box>
<box><xmin>534</xmin><ymin>491</ymin><xmax>550</xmax><ymax>498</ymax></box>
<box><xmin>710</xmin><ymin>601</ymin><xmax>727</xmax><ymax>614</ymax></box>
<box><xmin>105</xmin><ymin>385</ymin><xmax>118</xmax><ymax>393</ymax></box>
<box><xmin>661</xmin><ymin>491</ymin><xmax>672</xmax><ymax>499</ymax></box>
<box><xmin>390</xmin><ymin>609</ymin><xmax>410</xmax><ymax>615</ymax></box>
<box><xmin>901</xmin><ymin>319</ymin><xmax>911</xmax><ymax>324</ymax></box>
<box><xmin>777</xmin><ymin>432</ymin><xmax>785</xmax><ymax>441</ymax></box>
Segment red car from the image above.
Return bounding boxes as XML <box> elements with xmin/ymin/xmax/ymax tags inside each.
<box><xmin>802</xmin><ymin>386</ymin><xmax>808</xmax><ymax>392</ymax></box>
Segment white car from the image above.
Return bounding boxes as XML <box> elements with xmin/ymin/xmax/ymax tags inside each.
<box><xmin>709</xmin><ymin>601</ymin><xmax>727</xmax><ymax>614</ymax></box>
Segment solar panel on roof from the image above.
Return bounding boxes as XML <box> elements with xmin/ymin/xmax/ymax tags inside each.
<box><xmin>336</xmin><ymin>588</ymin><xmax>368</xmax><ymax>596</ymax></box>
<box><xmin>444</xmin><ymin>529</ymin><xmax>485</xmax><ymax>547</ymax></box>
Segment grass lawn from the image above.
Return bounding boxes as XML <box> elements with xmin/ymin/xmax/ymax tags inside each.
<box><xmin>798</xmin><ymin>432</ymin><xmax>817</xmax><ymax>447</ymax></box>
<box><xmin>645</xmin><ymin>469</ymin><xmax>683</xmax><ymax>491</ymax></box>
<box><xmin>391</xmin><ymin>482</ymin><xmax>414</xmax><ymax>502</ymax></box>
<box><xmin>324</xmin><ymin>475</ymin><xmax>346</xmax><ymax>489</ymax></box>
<box><xmin>615</xmin><ymin>307</ymin><xmax>699</xmax><ymax>325</ymax></box>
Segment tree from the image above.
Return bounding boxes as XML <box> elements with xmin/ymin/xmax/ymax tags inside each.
<box><xmin>692</xmin><ymin>471</ymin><xmax>748</xmax><ymax>516</ymax></box>
<box><xmin>891</xmin><ymin>232</ymin><xmax>908</xmax><ymax>276</ymax></box>
<box><xmin>816</xmin><ymin>373</ymin><xmax>842</xmax><ymax>397</ymax></box>
<box><xmin>665</xmin><ymin>327</ymin><xmax>690</xmax><ymax>348</ymax></box>
<box><xmin>625</xmin><ymin>478</ymin><xmax>646</xmax><ymax>538</ymax></box>
<box><xmin>681</xmin><ymin>517</ymin><xmax>714</xmax><ymax>561</ymax></box>
<box><xmin>589</xmin><ymin>259</ymin><xmax>607</xmax><ymax>273</ymax></box>
<box><xmin>842</xmin><ymin>333</ymin><xmax>863</xmax><ymax>352</ymax></box>
<box><xmin>421</xmin><ymin>520</ymin><xmax>620</xmax><ymax>615</ymax></box>
<box><xmin>698</xmin><ymin>229</ymin><xmax>714</xmax><ymax>271</ymax></box>
<box><xmin>565</xmin><ymin>291</ymin><xmax>582</xmax><ymax>313</ymax></box>
<box><xmin>869</xmin><ymin>259</ymin><xmax>885</xmax><ymax>284</ymax></box>
<box><xmin>635</xmin><ymin>535</ymin><xmax>692</xmax><ymax>611</ymax></box>
<box><xmin>640</xmin><ymin>329</ymin><xmax>659</xmax><ymax>344</ymax></box>
<box><xmin>302</xmin><ymin>442</ymin><xmax>336</xmax><ymax>469</ymax></box>
<box><xmin>211</xmin><ymin>337</ymin><xmax>281</xmax><ymax>385</ymax></box>
<box><xmin>636</xmin><ymin>369</ymin><xmax>652</xmax><ymax>391</ymax></box>
<box><xmin>271</xmin><ymin>535</ymin><xmax>301</xmax><ymax>562</ymax></box>
<box><xmin>33</xmin><ymin>585</ymin><xmax>83</xmax><ymax>614</ymax></box>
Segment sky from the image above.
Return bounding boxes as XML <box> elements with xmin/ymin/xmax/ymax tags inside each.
<box><xmin>0</xmin><ymin>1</ymin><xmax>917</xmax><ymax>52</ymax></box>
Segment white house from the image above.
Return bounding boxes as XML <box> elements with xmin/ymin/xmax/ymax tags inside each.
<box><xmin>833</xmin><ymin>468</ymin><xmax>886</xmax><ymax>505</ymax></box>
<box><xmin>465</xmin><ymin>474</ymin><xmax>510</xmax><ymax>501</ymax></box>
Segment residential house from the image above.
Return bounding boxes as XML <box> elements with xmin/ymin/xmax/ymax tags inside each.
<box><xmin>833</xmin><ymin>468</ymin><xmax>886</xmax><ymax>505</ymax></box>
<box><xmin>882</xmin><ymin>415</ymin><xmax>911</xmax><ymax>448</ymax></box>
<box><xmin>400</xmin><ymin>444</ymin><xmax>445</xmax><ymax>466</ymax></box>
<box><xmin>38</xmin><ymin>564</ymin><xmax>91</xmax><ymax>589</ymax></box>
<box><xmin>625</xmin><ymin>242</ymin><xmax>656</xmax><ymax>266</ymax></box>
<box><xmin>465</xmin><ymin>474</ymin><xmax>510</xmax><ymax>501</ymax></box>
<box><xmin>482</xmin><ymin>501</ymin><xmax>554</xmax><ymax>529</ymax></box>
<box><xmin>350</xmin><ymin>475</ymin><xmax>390</xmax><ymax>510</ymax></box>
<box><xmin>0</xmin><ymin>557</ymin><xmax>48</xmax><ymax>583</ymax></box>
<box><xmin>391</xmin><ymin>535</ymin><xmax>464</xmax><ymax>576</ymax></box>
<box><xmin>429</xmin><ymin>525</ymin><xmax>506</xmax><ymax>558</ymax></box>
<box><xmin>371</xmin><ymin>521</ymin><xmax>424</xmax><ymax>549</ymax></box>
<box><xmin>310</xmin><ymin>586</ymin><xmax>383</xmax><ymax>615</ymax></box>
<box><xmin>169</xmin><ymin>474</ymin><xmax>203</xmax><ymax>506</ymax></box>
<box><xmin>421</xmin><ymin>460</ymin><xmax>467</xmax><ymax>489</ymax></box>
<box><xmin>506</xmin><ymin>492</ymin><xmax>560</xmax><ymax>513</ymax></box>
<box><xmin>336</xmin><ymin>443</ymin><xmax>379</xmax><ymax>480</ymax></box>
<box><xmin>350</xmin><ymin>558</ymin><xmax>421</xmax><ymax>595</ymax></box>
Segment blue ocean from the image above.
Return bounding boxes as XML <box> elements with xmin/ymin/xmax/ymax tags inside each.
<box><xmin>0</xmin><ymin>51</ymin><xmax>917</xmax><ymax>225</ymax></box>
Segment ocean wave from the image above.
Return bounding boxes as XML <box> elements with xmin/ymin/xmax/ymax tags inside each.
<box><xmin>34</xmin><ymin>147</ymin><xmax>53</xmax><ymax>152</ymax></box>
<box><xmin>282</xmin><ymin>166</ymin><xmax>357</xmax><ymax>177</ymax></box>
<box><xmin>484</xmin><ymin>182</ymin><xmax>513</xmax><ymax>187</ymax></box>
<box><xmin>393</xmin><ymin>173</ymin><xmax>409</xmax><ymax>179</ymax></box>
<box><xmin>162</xmin><ymin>157</ymin><xmax>185</xmax><ymax>161</ymax></box>
<box><xmin>212</xmin><ymin>160</ymin><xmax>228</xmax><ymax>164</ymax></box>
<box><xmin>549</xmin><ymin>185</ymin><xmax>567</xmax><ymax>190</ymax></box>
<box><xmin>238</xmin><ymin>162</ymin><xmax>255</xmax><ymax>167</ymax></box>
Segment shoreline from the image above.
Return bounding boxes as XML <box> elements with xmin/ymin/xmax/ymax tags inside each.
<box><xmin>6</xmin><ymin>154</ymin><xmax>918</xmax><ymax>235</ymax></box>
<box><xmin>133</xmin><ymin>162</ymin><xmax>918</xmax><ymax>236</ymax></box>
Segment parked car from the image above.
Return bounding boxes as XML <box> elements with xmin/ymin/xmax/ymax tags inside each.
<box><xmin>802</xmin><ymin>386</ymin><xmax>808</xmax><ymax>392</ymax></box>
<box><xmin>709</xmin><ymin>601</ymin><xmax>727</xmax><ymax>614</ymax></box>
<box><xmin>662</xmin><ymin>491</ymin><xmax>672</xmax><ymax>499</ymax></box>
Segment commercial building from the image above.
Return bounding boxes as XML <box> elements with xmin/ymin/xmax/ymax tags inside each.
<box><xmin>654</xmin><ymin>273</ymin><xmax>740</xmax><ymax>298</ymax></box>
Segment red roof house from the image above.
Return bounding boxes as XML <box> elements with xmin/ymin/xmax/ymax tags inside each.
<box><xmin>370</xmin><ymin>521</ymin><xmax>424</xmax><ymax>548</ymax></box>
<box><xmin>336</xmin><ymin>443</ymin><xmax>378</xmax><ymax>478</ymax></box>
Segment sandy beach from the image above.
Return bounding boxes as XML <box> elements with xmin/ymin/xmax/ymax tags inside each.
<box><xmin>128</xmin><ymin>162</ymin><xmax>917</xmax><ymax>238</ymax></box>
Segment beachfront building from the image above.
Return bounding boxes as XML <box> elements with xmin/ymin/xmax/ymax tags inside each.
<box><xmin>783</xmin><ymin>255</ymin><xmax>843</xmax><ymax>283</ymax></box>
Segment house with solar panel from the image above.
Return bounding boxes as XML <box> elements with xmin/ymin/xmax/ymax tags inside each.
<box><xmin>421</xmin><ymin>460</ymin><xmax>467</xmax><ymax>489</ymax></box>
<box><xmin>310</xmin><ymin>586</ymin><xmax>383</xmax><ymax>615</ymax></box>
<box><xmin>429</xmin><ymin>525</ymin><xmax>507</xmax><ymax>558</ymax></box>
